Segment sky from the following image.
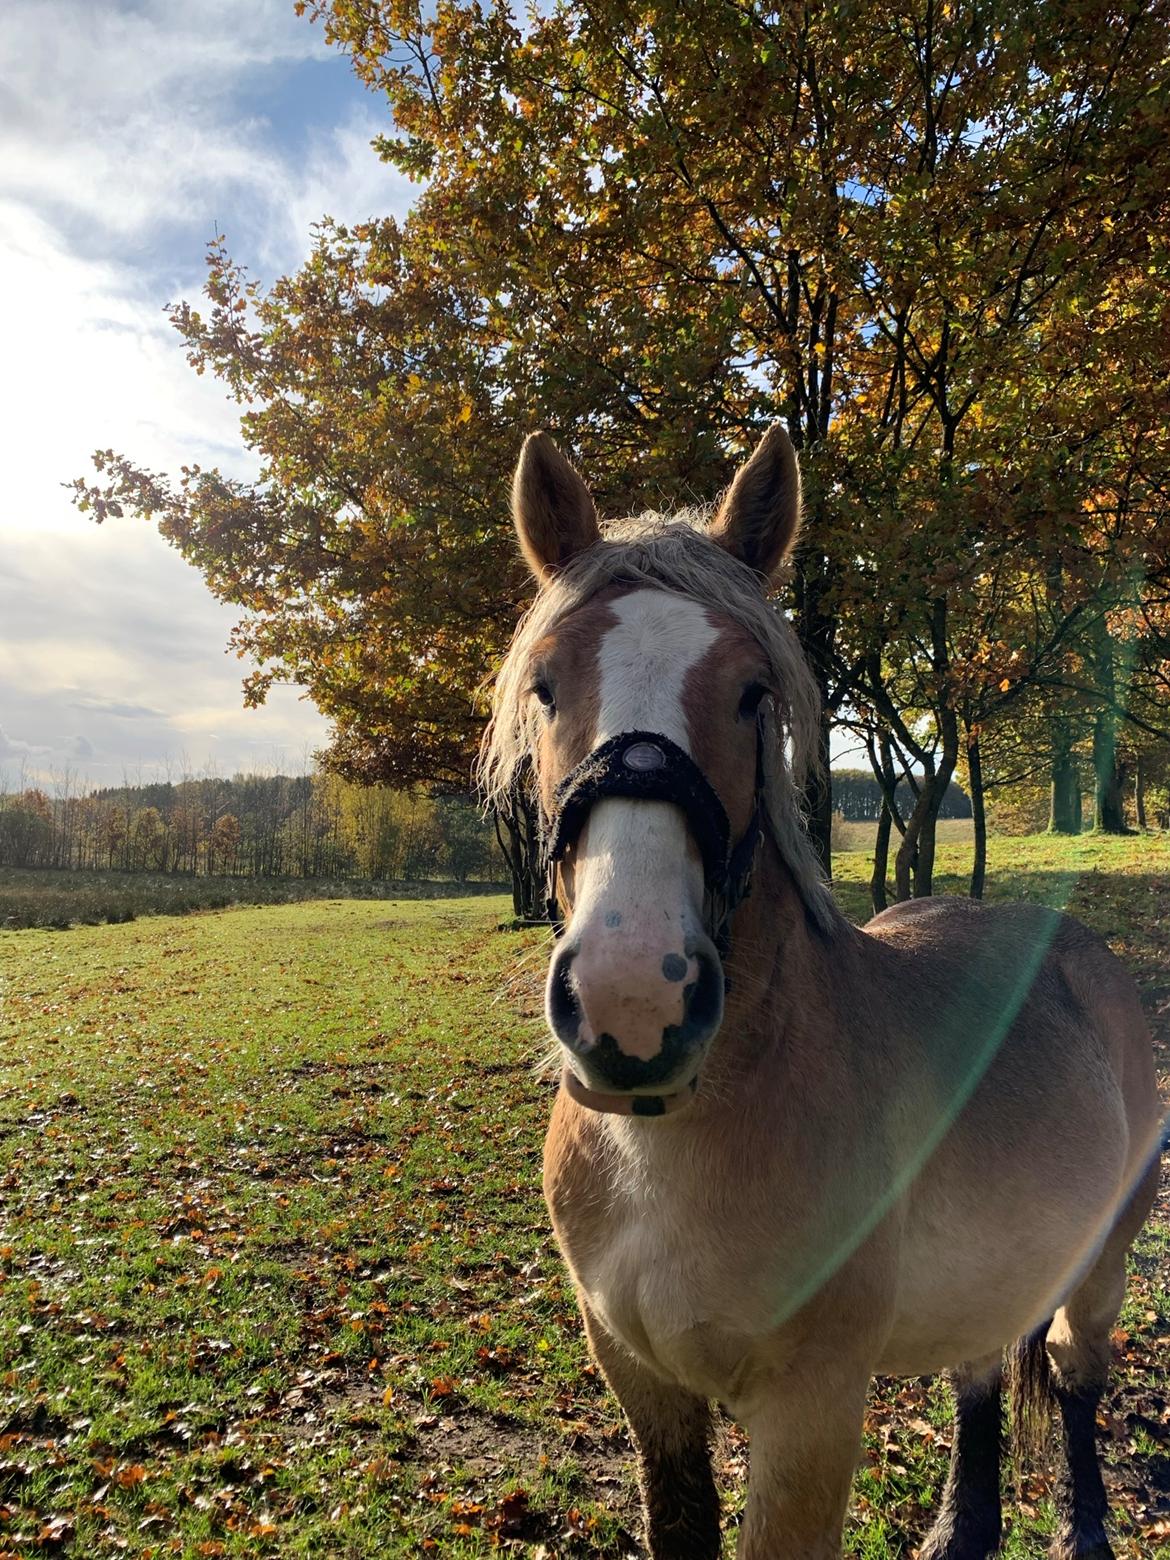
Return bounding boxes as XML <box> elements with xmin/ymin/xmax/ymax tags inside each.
<box><xmin>0</xmin><ymin>0</ymin><xmax>419</xmax><ymax>790</ymax></box>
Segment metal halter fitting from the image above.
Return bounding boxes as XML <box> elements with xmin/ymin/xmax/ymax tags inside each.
<box><xmin>542</xmin><ymin>718</ymin><xmax>767</xmax><ymax>959</ymax></box>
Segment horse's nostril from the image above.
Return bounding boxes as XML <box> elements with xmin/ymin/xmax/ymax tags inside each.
<box><xmin>548</xmin><ymin>943</ymin><xmax>587</xmax><ymax>1051</ymax></box>
<box><xmin>661</xmin><ymin>952</ymin><xmax>689</xmax><ymax>983</ymax></box>
<box><xmin>678</xmin><ymin>944</ymin><xmax>724</xmax><ymax>1042</ymax></box>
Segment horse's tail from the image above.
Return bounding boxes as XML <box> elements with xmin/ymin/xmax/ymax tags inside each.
<box><xmin>1006</xmin><ymin>1321</ymin><xmax>1053</xmax><ymax>1465</ymax></box>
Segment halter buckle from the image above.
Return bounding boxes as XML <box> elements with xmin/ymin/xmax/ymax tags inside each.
<box><xmin>622</xmin><ymin>740</ymin><xmax>666</xmax><ymax>772</ymax></box>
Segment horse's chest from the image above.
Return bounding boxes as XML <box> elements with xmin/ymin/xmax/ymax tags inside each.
<box><xmin>566</xmin><ymin>1192</ymin><xmax>770</xmax><ymax>1400</ymax></box>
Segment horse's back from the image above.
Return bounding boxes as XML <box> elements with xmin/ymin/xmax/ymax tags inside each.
<box><xmin>866</xmin><ymin>894</ymin><xmax>1157</xmax><ymax>1133</ymax></box>
<box><xmin>868</xmin><ymin>894</ymin><xmax>1150</xmax><ymax>1055</ymax></box>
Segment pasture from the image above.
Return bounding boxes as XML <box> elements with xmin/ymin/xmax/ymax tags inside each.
<box><xmin>1</xmin><ymin>835</ymin><xmax>1167</xmax><ymax>1557</ymax></box>
<box><xmin>0</xmin><ymin>869</ymin><xmax>507</xmax><ymax>934</ymax></box>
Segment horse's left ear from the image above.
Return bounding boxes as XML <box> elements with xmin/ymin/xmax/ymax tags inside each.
<box><xmin>512</xmin><ymin>432</ymin><xmax>601</xmax><ymax>583</ymax></box>
<box><xmin>709</xmin><ymin>423</ymin><xmax>801</xmax><ymax>581</ymax></box>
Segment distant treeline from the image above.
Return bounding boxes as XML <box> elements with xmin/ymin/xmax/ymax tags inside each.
<box><xmin>831</xmin><ymin>769</ymin><xmax>972</xmax><ymax>822</ymax></box>
<box><xmin>0</xmin><ymin>773</ymin><xmax>504</xmax><ymax>883</ymax></box>
<box><xmin>0</xmin><ymin>766</ymin><xmax>972</xmax><ymax>884</ymax></box>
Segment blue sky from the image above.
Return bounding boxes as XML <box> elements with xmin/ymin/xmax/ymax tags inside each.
<box><xmin>0</xmin><ymin>0</ymin><xmax>418</xmax><ymax>788</ymax></box>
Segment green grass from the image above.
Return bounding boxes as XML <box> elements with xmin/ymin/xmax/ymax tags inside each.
<box><xmin>830</xmin><ymin>815</ymin><xmax>974</xmax><ymax>856</ymax></box>
<box><xmin>0</xmin><ymin>866</ymin><xmax>508</xmax><ymax>932</ymax></box>
<box><xmin>0</xmin><ymin>835</ymin><xmax>1167</xmax><ymax>1557</ymax></box>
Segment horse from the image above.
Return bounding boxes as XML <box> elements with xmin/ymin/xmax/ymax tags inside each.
<box><xmin>479</xmin><ymin>423</ymin><xmax>1163</xmax><ymax>1560</ymax></box>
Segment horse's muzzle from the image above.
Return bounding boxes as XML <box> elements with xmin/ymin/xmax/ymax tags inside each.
<box><xmin>547</xmin><ymin>932</ymin><xmax>724</xmax><ymax>1104</ymax></box>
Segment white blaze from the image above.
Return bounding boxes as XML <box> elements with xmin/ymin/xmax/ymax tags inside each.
<box><xmin>563</xmin><ymin>591</ymin><xmax>719</xmax><ymax>1057</ymax></box>
<box><xmin>594</xmin><ymin>590</ymin><xmax>719</xmax><ymax>745</ymax></box>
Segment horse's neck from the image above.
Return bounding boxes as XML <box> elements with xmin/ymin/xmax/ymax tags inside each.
<box><xmin>720</xmin><ymin>842</ymin><xmax>841</xmax><ymax>1053</ymax></box>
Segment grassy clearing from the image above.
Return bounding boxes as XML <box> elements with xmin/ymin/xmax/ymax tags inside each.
<box><xmin>830</xmin><ymin>816</ymin><xmax>974</xmax><ymax>856</ymax></box>
<box><xmin>1</xmin><ymin>835</ymin><xmax>1167</xmax><ymax>1557</ymax></box>
<box><xmin>0</xmin><ymin>868</ymin><xmax>507</xmax><ymax>932</ymax></box>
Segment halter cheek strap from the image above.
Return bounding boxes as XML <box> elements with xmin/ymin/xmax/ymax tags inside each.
<box><xmin>541</xmin><ymin>717</ymin><xmax>766</xmax><ymax>959</ymax></box>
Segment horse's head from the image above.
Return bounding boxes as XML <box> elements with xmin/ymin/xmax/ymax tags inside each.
<box><xmin>490</xmin><ymin>425</ymin><xmax>809</xmax><ymax>1117</ymax></box>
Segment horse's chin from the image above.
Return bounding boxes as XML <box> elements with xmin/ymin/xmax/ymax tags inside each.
<box><xmin>562</xmin><ymin>1065</ymin><xmax>698</xmax><ymax>1118</ymax></box>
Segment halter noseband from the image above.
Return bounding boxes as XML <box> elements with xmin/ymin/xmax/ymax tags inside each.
<box><xmin>542</xmin><ymin>717</ymin><xmax>767</xmax><ymax>960</ymax></box>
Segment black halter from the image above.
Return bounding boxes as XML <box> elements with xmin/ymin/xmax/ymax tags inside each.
<box><xmin>542</xmin><ymin>717</ymin><xmax>767</xmax><ymax>959</ymax></box>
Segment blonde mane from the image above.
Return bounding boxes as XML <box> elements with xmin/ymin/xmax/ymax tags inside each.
<box><xmin>478</xmin><ymin>510</ymin><xmax>843</xmax><ymax>933</ymax></box>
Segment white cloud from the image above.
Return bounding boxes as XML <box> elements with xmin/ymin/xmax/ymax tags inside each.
<box><xmin>70</xmin><ymin>699</ymin><xmax>167</xmax><ymax>721</ymax></box>
<box><xmin>1</xmin><ymin>200</ymin><xmax>249</xmax><ymax>537</ymax></box>
<box><xmin>0</xmin><ymin>0</ymin><xmax>419</xmax><ymax>784</ymax></box>
<box><xmin>0</xmin><ymin>527</ymin><xmax>329</xmax><ymax>788</ymax></box>
<box><xmin>0</xmin><ymin>1</ymin><xmax>326</xmax><ymax>235</ymax></box>
<box><xmin>0</xmin><ymin>725</ymin><xmax>41</xmax><ymax>762</ymax></box>
<box><xmin>273</xmin><ymin>115</ymin><xmax>416</xmax><ymax>270</ymax></box>
<box><xmin>0</xmin><ymin>0</ymin><xmax>416</xmax><ymax>264</ymax></box>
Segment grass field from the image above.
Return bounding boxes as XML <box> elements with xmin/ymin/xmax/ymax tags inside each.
<box><xmin>0</xmin><ymin>868</ymin><xmax>508</xmax><ymax>933</ymax></box>
<box><xmin>1</xmin><ymin>835</ymin><xmax>1167</xmax><ymax>1557</ymax></box>
<box><xmin>830</xmin><ymin>816</ymin><xmax>974</xmax><ymax>856</ymax></box>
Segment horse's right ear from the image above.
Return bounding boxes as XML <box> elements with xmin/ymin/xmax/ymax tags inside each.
<box><xmin>512</xmin><ymin>432</ymin><xmax>600</xmax><ymax>583</ymax></box>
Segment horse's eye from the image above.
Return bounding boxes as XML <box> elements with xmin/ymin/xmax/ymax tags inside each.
<box><xmin>739</xmin><ymin>682</ymin><xmax>768</xmax><ymax>719</ymax></box>
<box><xmin>532</xmin><ymin>681</ymin><xmax>557</xmax><ymax>715</ymax></box>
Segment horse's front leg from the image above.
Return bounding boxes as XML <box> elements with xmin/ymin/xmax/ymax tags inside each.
<box><xmin>736</xmin><ymin>1365</ymin><xmax>869</xmax><ymax>1560</ymax></box>
<box><xmin>581</xmin><ymin>1303</ymin><xmax>721</xmax><ymax>1560</ymax></box>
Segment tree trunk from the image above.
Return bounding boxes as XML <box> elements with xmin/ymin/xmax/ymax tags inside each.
<box><xmin>1092</xmin><ymin>708</ymin><xmax>1126</xmax><ymax>833</ymax></box>
<box><xmin>1091</xmin><ymin>619</ymin><xmax>1127</xmax><ymax>834</ymax></box>
<box><xmin>914</xmin><ymin>795</ymin><xmax>943</xmax><ymax>897</ymax></box>
<box><xmin>1046</xmin><ymin>560</ymin><xmax>1079</xmax><ymax>835</ymax></box>
<box><xmin>493</xmin><ymin>782</ymin><xmax>545</xmax><ymax>921</ymax></box>
<box><xmin>793</xmin><ymin>543</ymin><xmax>836</xmax><ymax>880</ymax></box>
<box><xmin>909</xmin><ymin>770</ymin><xmax>950</xmax><ymax>898</ymax></box>
<box><xmin>1135</xmin><ymin>753</ymin><xmax>1147</xmax><ymax>831</ymax></box>
<box><xmin>895</xmin><ymin>741</ymin><xmax>960</xmax><ymax>900</ymax></box>
<box><xmin>894</xmin><ymin>769</ymin><xmax>929</xmax><ymax>901</ymax></box>
<box><xmin>804</xmin><ymin>709</ymin><xmax>833</xmax><ymax>881</ymax></box>
<box><xmin>871</xmin><ymin>801</ymin><xmax>892</xmax><ymax>915</ymax></box>
<box><xmin>896</xmin><ymin>728</ymin><xmax>960</xmax><ymax>901</ymax></box>
<box><xmin>865</xmin><ymin>730</ymin><xmax>905</xmax><ymax>915</ymax></box>
<box><xmin>492</xmin><ymin>810</ymin><xmax>521</xmax><ymax>915</ymax></box>
<box><xmin>967</xmin><ymin>728</ymin><xmax>986</xmax><ymax>901</ymax></box>
<box><xmin>1048</xmin><ymin>718</ymin><xmax>1081</xmax><ymax>834</ymax></box>
<box><xmin>897</xmin><ymin>599</ymin><xmax>961</xmax><ymax>899</ymax></box>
